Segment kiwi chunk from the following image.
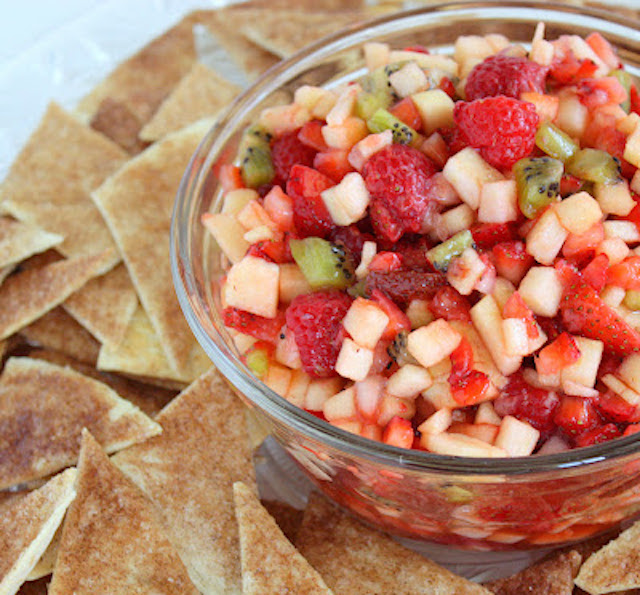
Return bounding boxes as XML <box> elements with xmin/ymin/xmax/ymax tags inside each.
<box><xmin>514</xmin><ymin>156</ymin><xmax>563</xmax><ymax>219</ymax></box>
<box><xmin>356</xmin><ymin>63</ymin><xmax>402</xmax><ymax>120</ymax></box>
<box><xmin>566</xmin><ymin>148</ymin><xmax>622</xmax><ymax>185</ymax></box>
<box><xmin>426</xmin><ymin>230</ymin><xmax>474</xmax><ymax>272</ymax></box>
<box><xmin>239</xmin><ymin>125</ymin><xmax>275</xmax><ymax>188</ymax></box>
<box><xmin>611</xmin><ymin>69</ymin><xmax>632</xmax><ymax>112</ymax></box>
<box><xmin>624</xmin><ymin>290</ymin><xmax>640</xmax><ymax>311</ymax></box>
<box><xmin>535</xmin><ymin>122</ymin><xmax>578</xmax><ymax>162</ymax></box>
<box><xmin>290</xmin><ymin>237</ymin><xmax>354</xmax><ymax>290</ymax></box>
<box><xmin>245</xmin><ymin>345</ymin><xmax>270</xmax><ymax>379</ymax></box>
<box><xmin>367</xmin><ymin>108</ymin><xmax>421</xmax><ymax>147</ymax></box>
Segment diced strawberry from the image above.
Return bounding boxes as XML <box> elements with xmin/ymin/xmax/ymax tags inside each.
<box><xmin>608</xmin><ymin>256</ymin><xmax>640</xmax><ymax>291</ymax></box>
<box><xmin>576</xmin><ymin>77</ymin><xmax>627</xmax><ymax>110</ymax></box>
<box><xmin>438</xmin><ymin>76</ymin><xmax>457</xmax><ymax>99</ymax></box>
<box><xmin>428</xmin><ymin>286</ymin><xmax>472</xmax><ymax>323</ymax></box>
<box><xmin>368</xmin><ymin>251</ymin><xmax>403</xmax><ymax>273</ymax></box>
<box><xmin>313</xmin><ymin>149</ymin><xmax>355</xmax><ymax>183</ymax></box>
<box><xmin>581</xmin><ymin>253</ymin><xmax>609</xmax><ymax>292</ymax></box>
<box><xmin>271</xmin><ymin>128</ymin><xmax>317</xmax><ymax>186</ymax></box>
<box><xmin>450</xmin><ymin>336</ymin><xmax>474</xmax><ymax>377</ymax></box>
<box><xmin>286</xmin><ymin>164</ymin><xmax>336</xmax><ymax>238</ymax></box>
<box><xmin>560</xmin><ymin>173</ymin><xmax>584</xmax><ymax>197</ymax></box>
<box><xmin>598</xmin><ymin>351</ymin><xmax>623</xmax><ymax>377</ymax></box>
<box><xmin>549</xmin><ymin>50</ymin><xmax>598</xmax><ymax>85</ymax></box>
<box><xmin>624</xmin><ymin>423</ymin><xmax>640</xmax><ymax>437</ymax></box>
<box><xmin>365</xmin><ymin>270</ymin><xmax>447</xmax><ymax>308</ymax></box>
<box><xmin>574</xmin><ymin>423</ymin><xmax>621</xmax><ymax>447</ymax></box>
<box><xmin>382</xmin><ymin>416</ymin><xmax>415</xmax><ymax>449</ymax></box>
<box><xmin>389</xmin><ymin>97</ymin><xmax>423</xmax><ymax>132</ymax></box>
<box><xmin>223</xmin><ymin>307</ymin><xmax>286</xmax><ymax>343</ymax></box>
<box><xmin>370</xmin><ymin>289</ymin><xmax>411</xmax><ymax>340</ymax></box>
<box><xmin>561</xmin><ymin>222</ymin><xmax>605</xmax><ymax>260</ymax></box>
<box><xmin>585</xmin><ymin>32</ymin><xmax>621</xmax><ymax>69</ymax></box>
<box><xmin>392</xmin><ymin>236</ymin><xmax>436</xmax><ymax>272</ymax></box>
<box><xmin>631</xmin><ymin>85</ymin><xmax>640</xmax><ymax>116</ymax></box>
<box><xmin>492</xmin><ymin>241</ymin><xmax>534</xmax><ymax>285</ymax></box>
<box><xmin>471</xmin><ymin>223</ymin><xmax>518</xmax><ymax>250</ymax></box>
<box><xmin>556</xmin><ymin>260</ymin><xmax>640</xmax><ymax>356</ymax></box>
<box><xmin>247</xmin><ymin>236</ymin><xmax>293</xmax><ymax>264</ymax></box>
<box><xmin>263</xmin><ymin>186</ymin><xmax>295</xmax><ymax>232</ymax></box>
<box><xmin>298</xmin><ymin>119</ymin><xmax>329</xmax><ymax>152</ymax></box>
<box><xmin>450</xmin><ymin>369</ymin><xmax>491</xmax><ymax>406</ymax></box>
<box><xmin>596</xmin><ymin>390</ymin><xmax>640</xmax><ymax>424</ymax></box>
<box><xmin>503</xmin><ymin>292</ymin><xmax>540</xmax><ymax>339</ymax></box>
<box><xmin>218</xmin><ymin>164</ymin><xmax>244</xmax><ymax>192</ymax></box>
<box><xmin>536</xmin><ymin>332</ymin><xmax>581</xmax><ymax>376</ymax></box>
<box><xmin>554</xmin><ymin>395</ymin><xmax>601</xmax><ymax>437</ymax></box>
<box><xmin>536</xmin><ymin>315</ymin><xmax>564</xmax><ymax>344</ymax></box>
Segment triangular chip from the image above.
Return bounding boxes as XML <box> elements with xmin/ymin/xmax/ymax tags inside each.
<box><xmin>49</xmin><ymin>431</ymin><xmax>198</xmax><ymax>595</ymax></box>
<box><xmin>92</xmin><ymin>119</ymin><xmax>213</xmax><ymax>375</ymax></box>
<box><xmin>97</xmin><ymin>305</ymin><xmax>210</xmax><ymax>383</ymax></box>
<box><xmin>296</xmin><ymin>493</ymin><xmax>492</xmax><ymax>594</ymax></box>
<box><xmin>234</xmin><ymin>482</ymin><xmax>333</xmax><ymax>594</ymax></box>
<box><xmin>0</xmin><ymin>217</ymin><xmax>63</xmax><ymax>269</ymax></box>
<box><xmin>89</xmin><ymin>98</ymin><xmax>148</xmax><ymax>155</ymax></box>
<box><xmin>19</xmin><ymin>307</ymin><xmax>101</xmax><ymax>366</ymax></box>
<box><xmin>140</xmin><ymin>62</ymin><xmax>240</xmax><ymax>142</ymax></box>
<box><xmin>0</xmin><ymin>249</ymin><xmax>115</xmax><ymax>341</ymax></box>
<box><xmin>113</xmin><ymin>368</ymin><xmax>255</xmax><ymax>595</ymax></box>
<box><xmin>575</xmin><ymin>519</ymin><xmax>640</xmax><ymax>593</ymax></box>
<box><xmin>0</xmin><ymin>468</ymin><xmax>76</xmax><ymax>595</ymax></box>
<box><xmin>0</xmin><ymin>103</ymin><xmax>126</xmax><ymax>265</ymax></box>
<box><xmin>63</xmin><ymin>263</ymin><xmax>138</xmax><ymax>347</ymax></box>
<box><xmin>27</xmin><ymin>523</ymin><xmax>62</xmax><ymax>581</ymax></box>
<box><xmin>484</xmin><ymin>549</ymin><xmax>582</xmax><ymax>595</ymax></box>
<box><xmin>0</xmin><ymin>357</ymin><xmax>161</xmax><ymax>490</ymax></box>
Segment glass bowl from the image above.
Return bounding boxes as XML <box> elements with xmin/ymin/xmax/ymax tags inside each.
<box><xmin>172</xmin><ymin>1</ymin><xmax>640</xmax><ymax>551</ymax></box>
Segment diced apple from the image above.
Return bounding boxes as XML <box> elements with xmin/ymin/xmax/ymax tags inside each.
<box><xmin>320</xmin><ymin>171</ymin><xmax>370</xmax><ymax>226</ymax></box>
<box><xmin>275</xmin><ymin>329</ymin><xmax>302</xmax><ymax>370</ymax></box>
<box><xmin>244</xmin><ymin>225</ymin><xmax>276</xmax><ymax>244</ymax></box>
<box><xmin>632</xmin><ymin>169</ymin><xmax>640</xmax><ymax>195</ymax></box>
<box><xmin>494</xmin><ymin>416</ymin><xmax>540</xmax><ymax>457</ymax></box>
<box><xmin>594</xmin><ymin>180</ymin><xmax>635</xmax><ymax>216</ymax></box>
<box><xmin>470</xmin><ymin>295</ymin><xmax>522</xmax><ymax>376</ymax></box>
<box><xmin>331</xmin><ymin>419</ymin><xmax>363</xmax><ymax>436</ymax></box>
<box><xmin>223</xmin><ymin>255</ymin><xmax>279</xmax><ymax>318</ymax></box>
<box><xmin>597</xmin><ymin>237</ymin><xmax>630</xmax><ymax>265</ymax></box>
<box><xmin>259</xmin><ymin>103</ymin><xmax>311</xmax><ymax>136</ymax></box>
<box><xmin>437</xmin><ymin>204</ymin><xmax>475</xmax><ymax>240</ymax></box>
<box><xmin>478</xmin><ymin>179</ymin><xmax>518</xmax><ymax>223</ymax></box>
<box><xmin>422</xmin><ymin>380</ymin><xmax>459</xmax><ymax>410</ymax></box>
<box><xmin>263</xmin><ymin>185</ymin><xmax>294</xmax><ymax>231</ymax></box>
<box><xmin>363</xmin><ymin>42</ymin><xmax>390</xmax><ymax>71</ymax></box>
<box><xmin>521</xmin><ymin>92</ymin><xmax>559</xmax><ymax>122</ymax></box>
<box><xmin>601</xmin><ymin>285</ymin><xmax>626</xmax><ymax>308</ymax></box>
<box><xmin>355</xmin><ymin>240</ymin><xmax>377</xmax><ymax>280</ymax></box>
<box><xmin>293</xmin><ymin>85</ymin><xmax>337</xmax><ymax>119</ymax></box>
<box><xmin>428</xmin><ymin>358</ymin><xmax>452</xmax><ymax>381</ymax></box>
<box><xmin>231</xmin><ymin>331</ymin><xmax>256</xmax><ymax>354</ymax></box>
<box><xmin>237</xmin><ymin>199</ymin><xmax>276</xmax><ymax>231</ymax></box>
<box><xmin>407</xmin><ymin>319</ymin><xmax>462</xmax><ymax>369</ymax></box>
<box><xmin>502</xmin><ymin>318</ymin><xmax>530</xmax><ymax>357</ymax></box>
<box><xmin>389</xmin><ymin>62</ymin><xmax>429</xmax><ymax>97</ymax></box>
<box><xmin>447</xmin><ymin>247</ymin><xmax>487</xmax><ymax>296</ymax></box>
<box><xmin>442</xmin><ymin>147</ymin><xmax>503</xmax><ymax>209</ymax></box>
<box><xmin>419</xmin><ymin>132</ymin><xmax>449</xmax><ymax>168</ymax></box>
<box><xmin>278</xmin><ymin>264</ymin><xmax>312</xmax><ymax>303</ymax></box>
<box><xmin>417</xmin><ymin>407</ymin><xmax>452</xmax><ymax>435</ymax></box>
<box><xmin>518</xmin><ymin>266</ymin><xmax>563</xmax><ymax>317</ymax></box>
<box><xmin>201</xmin><ymin>212</ymin><xmax>250</xmax><ymax>264</ymax></box>
<box><xmin>423</xmin><ymin>431</ymin><xmax>507</xmax><ymax>457</ymax></box>
<box><xmin>377</xmin><ymin>395</ymin><xmax>416</xmax><ymax>427</ymax></box>
<box><xmin>602</xmin><ymin>373</ymin><xmax>640</xmax><ymax>406</ymax></box>
<box><xmin>264</xmin><ymin>363</ymin><xmax>293</xmax><ymax>397</ymax></box>
<box><xmin>530</xmin><ymin>23</ymin><xmax>554</xmax><ymax>66</ymax></box>
<box><xmin>286</xmin><ymin>369</ymin><xmax>311</xmax><ymax>408</ymax></box>
<box><xmin>449</xmin><ymin>422</ymin><xmax>500</xmax><ymax>444</ymax></box>
<box><xmin>453</xmin><ymin>35</ymin><xmax>494</xmax><ymax>77</ymax></box>
<box><xmin>561</xmin><ymin>379</ymin><xmax>599</xmax><ymax>398</ymax></box>
<box><xmin>322</xmin><ymin>116</ymin><xmax>368</xmax><ymax>150</ymax></box>
<box><xmin>388</xmin><ymin>50</ymin><xmax>458</xmax><ymax>76</ymax></box>
<box><xmin>475</xmin><ymin>401</ymin><xmax>502</xmax><ymax>425</ymax></box>
<box><xmin>618</xmin><ymin>354</ymin><xmax>640</xmax><ymax>394</ymax></box>
<box><xmin>323</xmin><ymin>386</ymin><xmax>357</xmax><ymax>421</ymax></box>
<box><xmin>335</xmin><ymin>338</ymin><xmax>374</xmax><ymax>382</ymax></box>
<box><xmin>326</xmin><ymin>84</ymin><xmax>361</xmax><ymax>126</ymax></box>
<box><xmin>411</xmin><ymin>89</ymin><xmax>455</xmax><ymax>135</ymax></box>
<box><xmin>555</xmin><ymin>90</ymin><xmax>589</xmax><ymax>139</ymax></box>
<box><xmin>406</xmin><ymin>299</ymin><xmax>434</xmax><ymax>329</ymax></box>
<box><xmin>222</xmin><ymin>188</ymin><xmax>259</xmax><ymax>216</ymax></box>
<box><xmin>604</xmin><ymin>220</ymin><xmax>640</xmax><ymax>243</ymax></box>
<box><xmin>348</xmin><ymin>130</ymin><xmax>393</xmax><ymax>171</ymax></box>
<box><xmin>492</xmin><ymin>277</ymin><xmax>516</xmax><ymax>312</ymax></box>
<box><xmin>624</xmin><ymin>119</ymin><xmax>640</xmax><ymax>169</ymax></box>
<box><xmin>526</xmin><ymin>208</ymin><xmax>568</xmax><ymax>265</ymax></box>
<box><xmin>554</xmin><ymin>191</ymin><xmax>603</xmax><ymax>236</ymax></box>
<box><xmin>342</xmin><ymin>298</ymin><xmax>389</xmax><ymax>349</ymax></box>
<box><xmin>304</xmin><ymin>377</ymin><xmax>344</xmax><ymax>411</ymax></box>
<box><xmin>354</xmin><ymin>375</ymin><xmax>385</xmax><ymax>422</ymax></box>
<box><xmin>386</xmin><ymin>364</ymin><xmax>433</xmax><ymax>398</ymax></box>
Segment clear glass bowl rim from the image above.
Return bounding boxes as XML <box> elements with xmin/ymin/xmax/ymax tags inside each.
<box><xmin>172</xmin><ymin>0</ymin><xmax>640</xmax><ymax>477</ymax></box>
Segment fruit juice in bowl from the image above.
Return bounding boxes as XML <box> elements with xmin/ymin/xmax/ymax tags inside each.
<box><xmin>172</xmin><ymin>1</ymin><xmax>640</xmax><ymax>550</ymax></box>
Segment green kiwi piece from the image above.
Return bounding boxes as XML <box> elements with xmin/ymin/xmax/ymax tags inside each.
<box><xmin>245</xmin><ymin>346</ymin><xmax>270</xmax><ymax>379</ymax></box>
<box><xmin>290</xmin><ymin>237</ymin><xmax>354</xmax><ymax>290</ymax></box>
<box><xmin>426</xmin><ymin>230</ymin><xmax>474</xmax><ymax>272</ymax></box>
<box><xmin>514</xmin><ymin>156</ymin><xmax>563</xmax><ymax>219</ymax></box>
<box><xmin>239</xmin><ymin>125</ymin><xmax>275</xmax><ymax>188</ymax></box>
<box><xmin>624</xmin><ymin>290</ymin><xmax>640</xmax><ymax>311</ymax></box>
<box><xmin>355</xmin><ymin>64</ymin><xmax>399</xmax><ymax>120</ymax></box>
<box><xmin>535</xmin><ymin>122</ymin><xmax>578</xmax><ymax>162</ymax></box>
<box><xmin>611</xmin><ymin>69</ymin><xmax>632</xmax><ymax>113</ymax></box>
<box><xmin>367</xmin><ymin>108</ymin><xmax>421</xmax><ymax>147</ymax></box>
<box><xmin>566</xmin><ymin>148</ymin><xmax>622</xmax><ymax>185</ymax></box>
<box><xmin>387</xmin><ymin>330</ymin><xmax>419</xmax><ymax>366</ymax></box>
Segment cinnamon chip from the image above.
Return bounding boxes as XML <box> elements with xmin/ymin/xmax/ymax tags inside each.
<box><xmin>0</xmin><ymin>218</ymin><xmax>63</xmax><ymax>270</ymax></box>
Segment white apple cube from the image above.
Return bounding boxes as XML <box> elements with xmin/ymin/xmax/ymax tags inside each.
<box><xmin>386</xmin><ymin>364</ymin><xmax>433</xmax><ymax>398</ymax></box>
<box><xmin>364</xmin><ymin>42</ymin><xmax>390</xmax><ymax>71</ymax></box>
<box><xmin>243</xmin><ymin>225</ymin><xmax>276</xmax><ymax>244</ymax></box>
<box><xmin>294</xmin><ymin>85</ymin><xmax>337</xmax><ymax>119</ymax></box>
<box><xmin>494</xmin><ymin>416</ymin><xmax>540</xmax><ymax>457</ymax></box>
<box><xmin>237</xmin><ymin>198</ymin><xmax>276</xmax><ymax>231</ymax></box>
<box><xmin>304</xmin><ymin>377</ymin><xmax>344</xmax><ymax>411</ymax></box>
<box><xmin>561</xmin><ymin>379</ymin><xmax>599</xmax><ymax>398</ymax></box>
<box><xmin>423</xmin><ymin>432</ymin><xmax>507</xmax><ymax>457</ymax></box>
<box><xmin>411</xmin><ymin>89</ymin><xmax>455</xmax><ymax>135</ymax></box>
<box><xmin>594</xmin><ymin>180</ymin><xmax>635</xmax><ymax>216</ymax></box>
<box><xmin>554</xmin><ymin>191</ymin><xmax>603</xmax><ymax>235</ymax></box>
<box><xmin>597</xmin><ymin>237</ymin><xmax>630</xmax><ymax>265</ymax></box>
<box><xmin>624</xmin><ymin>121</ymin><xmax>640</xmax><ymax>169</ymax></box>
<box><xmin>633</xmin><ymin>168</ymin><xmax>640</xmax><ymax>195</ymax></box>
<box><xmin>492</xmin><ymin>277</ymin><xmax>516</xmax><ymax>312</ymax></box>
<box><xmin>417</xmin><ymin>408</ymin><xmax>452</xmax><ymax>435</ymax></box>
<box><xmin>602</xmin><ymin>374</ymin><xmax>640</xmax><ymax>406</ymax></box>
<box><xmin>406</xmin><ymin>299</ymin><xmax>434</xmax><ymax>329</ymax></box>
<box><xmin>222</xmin><ymin>188</ymin><xmax>259</xmax><ymax>216</ymax></box>
<box><xmin>325</xmin><ymin>83</ymin><xmax>360</xmax><ymax>126</ymax></box>
<box><xmin>223</xmin><ymin>255</ymin><xmax>279</xmax><ymax>318</ymax></box>
<box><xmin>264</xmin><ymin>364</ymin><xmax>293</xmax><ymax>397</ymax></box>
<box><xmin>331</xmin><ymin>419</ymin><xmax>363</xmax><ymax>436</ymax></box>
<box><xmin>407</xmin><ymin>319</ymin><xmax>462</xmax><ymax>368</ymax></box>
<box><xmin>259</xmin><ymin>103</ymin><xmax>311</xmax><ymax>136</ymax></box>
<box><xmin>320</xmin><ymin>172</ymin><xmax>370</xmax><ymax>226</ymax></box>
<box><xmin>447</xmin><ymin>247</ymin><xmax>487</xmax><ymax>296</ymax></box>
<box><xmin>475</xmin><ymin>401</ymin><xmax>502</xmax><ymax>425</ymax></box>
<box><xmin>388</xmin><ymin>50</ymin><xmax>458</xmax><ymax>75</ymax></box>
<box><xmin>389</xmin><ymin>62</ymin><xmax>429</xmax><ymax>97</ymax></box>
<box><xmin>322</xmin><ymin>116</ymin><xmax>368</xmax><ymax>150</ymax></box>
<box><xmin>618</xmin><ymin>354</ymin><xmax>640</xmax><ymax>394</ymax></box>
<box><xmin>348</xmin><ymin>130</ymin><xmax>393</xmax><ymax>171</ymax></box>
<box><xmin>601</xmin><ymin>285</ymin><xmax>627</xmax><ymax>308</ymax></box>
<box><xmin>478</xmin><ymin>179</ymin><xmax>518</xmax><ymax>223</ymax></box>
<box><xmin>518</xmin><ymin>266</ymin><xmax>563</xmax><ymax>317</ymax></box>
<box><xmin>526</xmin><ymin>208</ymin><xmax>568</xmax><ymax>265</ymax></box>
<box><xmin>335</xmin><ymin>338</ymin><xmax>374</xmax><ymax>381</ymax></box>
<box><xmin>502</xmin><ymin>317</ymin><xmax>530</xmax><ymax>357</ymax></box>
<box><xmin>355</xmin><ymin>240</ymin><xmax>377</xmax><ymax>280</ymax></box>
<box><xmin>442</xmin><ymin>147</ymin><xmax>504</xmax><ymax>210</ymax></box>
<box><xmin>275</xmin><ymin>329</ymin><xmax>302</xmax><ymax>370</ymax></box>
<box><xmin>437</xmin><ymin>204</ymin><xmax>476</xmax><ymax>240</ymax></box>
<box><xmin>422</xmin><ymin>380</ymin><xmax>459</xmax><ymax>410</ymax></box>
<box><xmin>342</xmin><ymin>297</ymin><xmax>389</xmax><ymax>349</ymax></box>
<box><xmin>355</xmin><ymin>375</ymin><xmax>385</xmax><ymax>421</ymax></box>
<box><xmin>279</xmin><ymin>264</ymin><xmax>312</xmax><ymax>303</ymax></box>
<box><xmin>377</xmin><ymin>395</ymin><xmax>416</xmax><ymax>426</ymax></box>
<box><xmin>286</xmin><ymin>369</ymin><xmax>311</xmax><ymax>408</ymax></box>
<box><xmin>323</xmin><ymin>386</ymin><xmax>357</xmax><ymax>421</ymax></box>
<box><xmin>201</xmin><ymin>213</ymin><xmax>250</xmax><ymax>264</ymax></box>
<box><xmin>555</xmin><ymin>90</ymin><xmax>589</xmax><ymax>139</ymax></box>
<box><xmin>604</xmin><ymin>220</ymin><xmax>640</xmax><ymax>243</ymax></box>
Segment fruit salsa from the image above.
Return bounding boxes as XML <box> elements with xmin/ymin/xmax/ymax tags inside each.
<box><xmin>203</xmin><ymin>22</ymin><xmax>640</xmax><ymax>460</ymax></box>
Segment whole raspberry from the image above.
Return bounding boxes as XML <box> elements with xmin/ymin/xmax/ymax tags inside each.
<box><xmin>465</xmin><ymin>54</ymin><xmax>548</xmax><ymax>101</ymax></box>
<box><xmin>271</xmin><ymin>128</ymin><xmax>317</xmax><ymax>185</ymax></box>
<box><xmin>453</xmin><ymin>96</ymin><xmax>540</xmax><ymax>169</ymax></box>
<box><xmin>285</xmin><ymin>291</ymin><xmax>352</xmax><ymax>377</ymax></box>
<box><xmin>362</xmin><ymin>144</ymin><xmax>437</xmax><ymax>242</ymax></box>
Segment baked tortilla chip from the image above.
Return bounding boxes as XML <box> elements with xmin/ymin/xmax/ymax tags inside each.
<box><xmin>296</xmin><ymin>493</ymin><xmax>492</xmax><ymax>595</ymax></box>
<box><xmin>0</xmin><ymin>250</ymin><xmax>115</xmax><ymax>341</ymax></box>
<box><xmin>0</xmin><ymin>357</ymin><xmax>161</xmax><ymax>490</ymax></box>
<box><xmin>49</xmin><ymin>431</ymin><xmax>198</xmax><ymax>595</ymax></box>
<box><xmin>113</xmin><ymin>368</ymin><xmax>255</xmax><ymax>595</ymax></box>
<box><xmin>484</xmin><ymin>550</ymin><xmax>582</xmax><ymax>595</ymax></box>
<box><xmin>140</xmin><ymin>62</ymin><xmax>240</xmax><ymax>142</ymax></box>
<box><xmin>0</xmin><ymin>468</ymin><xmax>76</xmax><ymax>595</ymax></box>
<box><xmin>63</xmin><ymin>263</ymin><xmax>138</xmax><ymax>348</ymax></box>
<box><xmin>0</xmin><ymin>218</ymin><xmax>63</xmax><ymax>270</ymax></box>
<box><xmin>575</xmin><ymin>519</ymin><xmax>640</xmax><ymax>594</ymax></box>
<box><xmin>92</xmin><ymin>119</ymin><xmax>213</xmax><ymax>375</ymax></box>
<box><xmin>89</xmin><ymin>98</ymin><xmax>147</xmax><ymax>155</ymax></box>
<box><xmin>0</xmin><ymin>103</ymin><xmax>125</xmax><ymax>265</ymax></box>
<box><xmin>234</xmin><ymin>482</ymin><xmax>332</xmax><ymax>594</ymax></box>
<box><xmin>27</xmin><ymin>523</ymin><xmax>62</xmax><ymax>581</ymax></box>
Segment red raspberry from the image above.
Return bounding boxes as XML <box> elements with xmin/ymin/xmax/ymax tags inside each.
<box><xmin>285</xmin><ymin>291</ymin><xmax>352</xmax><ymax>377</ymax></box>
<box><xmin>271</xmin><ymin>129</ymin><xmax>317</xmax><ymax>185</ymax></box>
<box><xmin>362</xmin><ymin>144</ymin><xmax>437</xmax><ymax>242</ymax></box>
<box><xmin>454</xmin><ymin>96</ymin><xmax>540</xmax><ymax>169</ymax></box>
<box><xmin>465</xmin><ymin>54</ymin><xmax>548</xmax><ymax>101</ymax></box>
<box><xmin>286</xmin><ymin>165</ymin><xmax>336</xmax><ymax>238</ymax></box>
